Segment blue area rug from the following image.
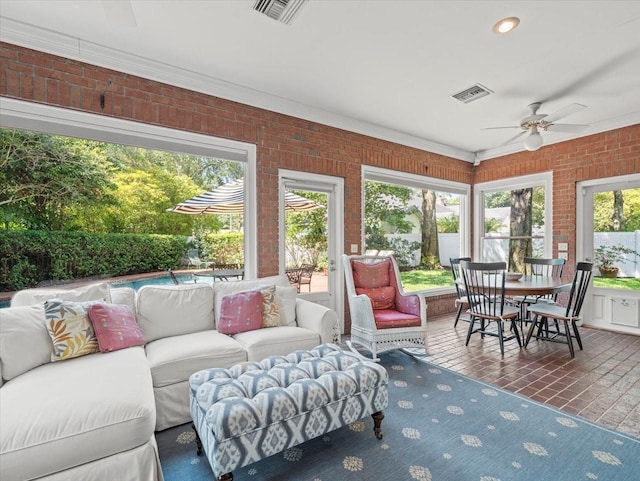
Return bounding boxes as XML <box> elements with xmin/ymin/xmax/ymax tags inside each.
<box><xmin>157</xmin><ymin>351</ymin><xmax>639</xmax><ymax>480</ymax></box>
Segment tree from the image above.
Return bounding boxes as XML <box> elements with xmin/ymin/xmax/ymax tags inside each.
<box><xmin>593</xmin><ymin>188</ymin><xmax>640</xmax><ymax>232</ymax></box>
<box><xmin>0</xmin><ymin>129</ymin><xmax>116</xmax><ymax>230</ymax></box>
<box><xmin>612</xmin><ymin>190</ymin><xmax>625</xmax><ymax>231</ymax></box>
<box><xmin>363</xmin><ymin>181</ymin><xmax>415</xmax><ymax>250</ymax></box>
<box><xmin>420</xmin><ymin>189</ymin><xmax>440</xmax><ymax>268</ymax></box>
<box><xmin>508</xmin><ymin>188</ymin><xmax>533</xmax><ymax>272</ymax></box>
<box><xmin>285</xmin><ymin>191</ymin><xmax>327</xmax><ymax>268</ymax></box>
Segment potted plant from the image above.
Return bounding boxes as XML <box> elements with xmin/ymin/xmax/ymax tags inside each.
<box><xmin>594</xmin><ymin>244</ymin><xmax>638</xmax><ymax>278</ymax></box>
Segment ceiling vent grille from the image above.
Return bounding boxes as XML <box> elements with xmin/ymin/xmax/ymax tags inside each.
<box><xmin>253</xmin><ymin>0</ymin><xmax>306</xmax><ymax>24</ymax></box>
<box><xmin>451</xmin><ymin>84</ymin><xmax>493</xmax><ymax>103</ymax></box>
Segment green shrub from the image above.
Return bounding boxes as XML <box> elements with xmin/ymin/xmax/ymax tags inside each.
<box><xmin>199</xmin><ymin>232</ymin><xmax>244</xmax><ymax>264</ymax></box>
<box><xmin>0</xmin><ymin>230</ymin><xmax>186</xmax><ymax>291</ymax></box>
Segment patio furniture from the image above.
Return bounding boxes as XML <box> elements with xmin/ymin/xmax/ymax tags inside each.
<box><xmin>187</xmin><ymin>249</ymin><xmax>212</xmax><ymax>269</ymax></box>
<box><xmin>460</xmin><ymin>260</ymin><xmax>522</xmax><ymax>358</ymax></box>
<box><xmin>298</xmin><ymin>263</ymin><xmax>315</xmax><ymax>292</ymax></box>
<box><xmin>342</xmin><ymin>254</ymin><xmax>428</xmax><ymax>361</ymax></box>
<box><xmin>190</xmin><ymin>344</ymin><xmax>388</xmax><ymax>481</ymax></box>
<box><xmin>525</xmin><ymin>262</ymin><xmax>593</xmax><ymax>358</ymax></box>
<box><xmin>285</xmin><ymin>267</ymin><xmax>303</xmax><ymax>292</ymax></box>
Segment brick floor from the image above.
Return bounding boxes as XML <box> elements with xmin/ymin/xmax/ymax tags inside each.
<box><xmin>421</xmin><ymin>314</ymin><xmax>640</xmax><ymax>438</ymax></box>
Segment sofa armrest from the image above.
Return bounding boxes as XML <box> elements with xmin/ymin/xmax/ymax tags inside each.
<box><xmin>294</xmin><ymin>298</ymin><xmax>339</xmax><ymax>345</ymax></box>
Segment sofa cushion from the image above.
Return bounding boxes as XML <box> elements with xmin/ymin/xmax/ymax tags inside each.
<box><xmin>0</xmin><ymin>347</ymin><xmax>155</xmax><ymax>481</ymax></box>
<box><xmin>356</xmin><ymin>286</ymin><xmax>396</xmax><ymax>310</ymax></box>
<box><xmin>88</xmin><ymin>303</ymin><xmax>145</xmax><ymax>352</ymax></box>
<box><xmin>137</xmin><ymin>284</ymin><xmax>214</xmax><ymax>342</ymax></box>
<box><xmin>233</xmin><ymin>326</ymin><xmax>320</xmax><ymax>362</ymax></box>
<box><xmin>109</xmin><ymin>286</ymin><xmax>136</xmax><ymax>314</ymax></box>
<box><xmin>145</xmin><ymin>330</ymin><xmax>246</xmax><ymax>388</ymax></box>
<box><xmin>44</xmin><ymin>299</ymin><xmax>99</xmax><ymax>362</ymax></box>
<box><xmin>0</xmin><ymin>304</ymin><xmax>52</xmax><ymax>381</ymax></box>
<box><xmin>352</xmin><ymin>259</ymin><xmax>391</xmax><ymax>289</ymax></box>
<box><xmin>373</xmin><ymin>309</ymin><xmax>422</xmax><ymax>329</ymax></box>
<box><xmin>10</xmin><ymin>282</ymin><xmax>112</xmax><ymax>307</ymax></box>
<box><xmin>218</xmin><ymin>290</ymin><xmax>263</xmax><ymax>335</ymax></box>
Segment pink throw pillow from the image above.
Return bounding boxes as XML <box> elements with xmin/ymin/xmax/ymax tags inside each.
<box><xmin>87</xmin><ymin>303</ymin><xmax>145</xmax><ymax>352</ymax></box>
<box><xmin>352</xmin><ymin>259</ymin><xmax>391</xmax><ymax>289</ymax></box>
<box><xmin>218</xmin><ymin>290</ymin><xmax>264</xmax><ymax>335</ymax></box>
<box><xmin>356</xmin><ymin>286</ymin><xmax>396</xmax><ymax>310</ymax></box>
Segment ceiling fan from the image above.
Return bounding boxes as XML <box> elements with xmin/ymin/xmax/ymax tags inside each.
<box><xmin>102</xmin><ymin>0</ymin><xmax>137</xmax><ymax>27</ymax></box>
<box><xmin>486</xmin><ymin>102</ymin><xmax>588</xmax><ymax>151</ymax></box>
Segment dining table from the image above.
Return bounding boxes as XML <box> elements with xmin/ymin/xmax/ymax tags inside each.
<box><xmin>193</xmin><ymin>268</ymin><xmax>244</xmax><ymax>282</ymax></box>
<box><xmin>455</xmin><ymin>275</ymin><xmax>573</xmax><ymax>297</ymax></box>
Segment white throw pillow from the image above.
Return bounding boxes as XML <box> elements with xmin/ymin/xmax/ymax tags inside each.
<box><xmin>10</xmin><ymin>283</ymin><xmax>112</xmax><ymax>307</ymax></box>
<box><xmin>276</xmin><ymin>286</ymin><xmax>298</xmax><ymax>327</ymax></box>
<box><xmin>0</xmin><ymin>304</ymin><xmax>52</xmax><ymax>380</ymax></box>
<box><xmin>136</xmin><ymin>284</ymin><xmax>214</xmax><ymax>343</ymax></box>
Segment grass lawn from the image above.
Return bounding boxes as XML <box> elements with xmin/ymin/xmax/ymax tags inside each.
<box><xmin>401</xmin><ymin>269</ymin><xmax>640</xmax><ymax>292</ymax></box>
<box><xmin>400</xmin><ymin>269</ymin><xmax>454</xmax><ymax>290</ymax></box>
<box><xmin>593</xmin><ymin>277</ymin><xmax>640</xmax><ymax>290</ymax></box>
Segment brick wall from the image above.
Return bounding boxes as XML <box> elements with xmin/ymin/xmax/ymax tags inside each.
<box><xmin>2</xmin><ymin>42</ymin><xmax>638</xmax><ymax>327</ymax></box>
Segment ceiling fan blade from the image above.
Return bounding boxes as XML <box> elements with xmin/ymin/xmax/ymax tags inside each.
<box><xmin>502</xmin><ymin>130</ymin><xmax>528</xmax><ymax>146</ymax></box>
<box><xmin>545</xmin><ymin>123</ymin><xmax>588</xmax><ymax>133</ymax></box>
<box><xmin>543</xmin><ymin>103</ymin><xmax>586</xmax><ymax>124</ymax></box>
<box><xmin>102</xmin><ymin>0</ymin><xmax>137</xmax><ymax>27</ymax></box>
<box><xmin>482</xmin><ymin>126</ymin><xmax>521</xmax><ymax>130</ymax></box>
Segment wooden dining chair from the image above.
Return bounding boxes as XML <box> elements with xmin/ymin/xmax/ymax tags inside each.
<box><xmin>298</xmin><ymin>264</ymin><xmax>315</xmax><ymax>292</ymax></box>
<box><xmin>450</xmin><ymin>257</ymin><xmax>471</xmax><ymax>327</ymax></box>
<box><xmin>524</xmin><ymin>262</ymin><xmax>593</xmax><ymax>358</ymax></box>
<box><xmin>460</xmin><ymin>260</ymin><xmax>522</xmax><ymax>358</ymax></box>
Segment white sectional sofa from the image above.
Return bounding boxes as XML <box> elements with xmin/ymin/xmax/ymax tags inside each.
<box><xmin>0</xmin><ymin>275</ymin><xmax>338</xmax><ymax>481</ymax></box>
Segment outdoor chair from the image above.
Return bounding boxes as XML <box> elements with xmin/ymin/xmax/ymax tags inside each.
<box><xmin>525</xmin><ymin>262</ymin><xmax>593</xmax><ymax>358</ymax></box>
<box><xmin>450</xmin><ymin>257</ymin><xmax>472</xmax><ymax>327</ymax></box>
<box><xmin>459</xmin><ymin>260</ymin><xmax>522</xmax><ymax>358</ymax></box>
<box><xmin>298</xmin><ymin>263</ymin><xmax>315</xmax><ymax>292</ymax></box>
<box><xmin>285</xmin><ymin>267</ymin><xmax>303</xmax><ymax>292</ymax></box>
<box><xmin>342</xmin><ymin>254</ymin><xmax>428</xmax><ymax>361</ymax></box>
<box><xmin>186</xmin><ymin>249</ymin><xmax>212</xmax><ymax>269</ymax></box>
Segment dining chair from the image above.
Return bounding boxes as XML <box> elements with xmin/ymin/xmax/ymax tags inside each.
<box><xmin>459</xmin><ymin>260</ymin><xmax>522</xmax><ymax>358</ymax></box>
<box><xmin>285</xmin><ymin>267</ymin><xmax>303</xmax><ymax>292</ymax></box>
<box><xmin>450</xmin><ymin>257</ymin><xmax>471</xmax><ymax>327</ymax></box>
<box><xmin>524</xmin><ymin>262</ymin><xmax>593</xmax><ymax>358</ymax></box>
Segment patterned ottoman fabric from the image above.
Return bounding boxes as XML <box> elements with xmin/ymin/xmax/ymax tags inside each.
<box><xmin>190</xmin><ymin>343</ymin><xmax>388</xmax><ymax>479</ymax></box>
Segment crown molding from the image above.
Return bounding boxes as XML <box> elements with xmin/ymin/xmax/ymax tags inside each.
<box><xmin>0</xmin><ymin>17</ymin><xmax>476</xmax><ymax>163</ymax></box>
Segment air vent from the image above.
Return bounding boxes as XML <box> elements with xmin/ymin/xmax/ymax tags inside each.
<box><xmin>451</xmin><ymin>84</ymin><xmax>493</xmax><ymax>104</ymax></box>
<box><xmin>253</xmin><ymin>0</ymin><xmax>306</xmax><ymax>24</ymax></box>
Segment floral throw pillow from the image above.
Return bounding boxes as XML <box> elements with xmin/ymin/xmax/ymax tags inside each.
<box><xmin>87</xmin><ymin>303</ymin><xmax>145</xmax><ymax>352</ymax></box>
<box><xmin>44</xmin><ymin>299</ymin><xmax>99</xmax><ymax>362</ymax></box>
<box><xmin>260</xmin><ymin>285</ymin><xmax>280</xmax><ymax>328</ymax></box>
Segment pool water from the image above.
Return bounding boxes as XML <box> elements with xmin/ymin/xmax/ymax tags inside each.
<box><xmin>112</xmin><ymin>273</ymin><xmax>212</xmax><ymax>290</ymax></box>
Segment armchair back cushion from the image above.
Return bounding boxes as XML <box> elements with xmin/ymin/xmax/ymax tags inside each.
<box><xmin>354</xmin><ymin>286</ymin><xmax>396</xmax><ymax>310</ymax></box>
<box><xmin>351</xmin><ymin>259</ymin><xmax>391</xmax><ymax>289</ymax></box>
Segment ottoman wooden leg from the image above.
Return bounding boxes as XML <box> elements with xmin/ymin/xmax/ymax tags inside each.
<box><xmin>372</xmin><ymin>411</ymin><xmax>384</xmax><ymax>440</ymax></box>
<box><xmin>217</xmin><ymin>474</ymin><xmax>233</xmax><ymax>481</ymax></box>
<box><xmin>192</xmin><ymin>423</ymin><xmax>203</xmax><ymax>456</ymax></box>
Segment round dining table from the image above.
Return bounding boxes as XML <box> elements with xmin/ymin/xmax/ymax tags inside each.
<box><xmin>502</xmin><ymin>275</ymin><xmax>573</xmax><ymax>296</ymax></box>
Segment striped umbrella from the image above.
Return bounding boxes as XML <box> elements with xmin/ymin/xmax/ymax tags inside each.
<box><xmin>167</xmin><ymin>178</ymin><xmax>322</xmax><ymax>215</ymax></box>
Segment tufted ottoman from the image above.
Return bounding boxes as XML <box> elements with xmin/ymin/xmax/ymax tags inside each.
<box><xmin>189</xmin><ymin>343</ymin><xmax>388</xmax><ymax>481</ymax></box>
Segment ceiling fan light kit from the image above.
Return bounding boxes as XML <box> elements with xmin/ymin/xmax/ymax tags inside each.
<box><xmin>524</xmin><ymin>127</ymin><xmax>543</xmax><ymax>151</ymax></box>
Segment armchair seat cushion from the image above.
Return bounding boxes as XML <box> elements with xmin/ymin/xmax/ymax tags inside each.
<box><xmin>373</xmin><ymin>310</ymin><xmax>422</xmax><ymax>329</ymax></box>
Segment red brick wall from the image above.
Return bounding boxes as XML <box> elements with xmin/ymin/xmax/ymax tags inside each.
<box><xmin>474</xmin><ymin>126</ymin><xmax>640</xmax><ymax>272</ymax></box>
<box><xmin>2</xmin><ymin>42</ymin><xmax>638</xmax><ymax>326</ymax></box>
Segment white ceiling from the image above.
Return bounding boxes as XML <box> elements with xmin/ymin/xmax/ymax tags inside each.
<box><xmin>2</xmin><ymin>1</ymin><xmax>640</xmax><ymax>163</ymax></box>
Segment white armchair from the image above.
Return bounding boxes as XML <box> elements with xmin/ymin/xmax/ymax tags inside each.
<box><xmin>342</xmin><ymin>254</ymin><xmax>428</xmax><ymax>360</ymax></box>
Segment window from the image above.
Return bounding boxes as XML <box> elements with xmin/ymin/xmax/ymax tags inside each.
<box><xmin>474</xmin><ymin>172</ymin><xmax>552</xmax><ymax>269</ymax></box>
<box><xmin>362</xmin><ymin>166</ymin><xmax>470</xmax><ymax>293</ymax></box>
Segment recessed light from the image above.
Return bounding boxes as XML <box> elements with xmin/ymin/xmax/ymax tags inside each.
<box><xmin>492</xmin><ymin>17</ymin><xmax>520</xmax><ymax>34</ymax></box>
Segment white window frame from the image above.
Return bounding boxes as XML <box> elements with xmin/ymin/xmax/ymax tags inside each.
<box><xmin>362</xmin><ymin>165</ymin><xmax>471</xmax><ymax>296</ymax></box>
<box><xmin>0</xmin><ymin>97</ymin><xmax>258</xmax><ymax>278</ymax></box>
<box><xmin>474</xmin><ymin>171</ymin><xmax>553</xmax><ymax>262</ymax></box>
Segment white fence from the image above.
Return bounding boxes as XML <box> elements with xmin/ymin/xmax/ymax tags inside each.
<box><xmin>383</xmin><ymin>231</ymin><xmax>639</xmax><ymax>277</ymax></box>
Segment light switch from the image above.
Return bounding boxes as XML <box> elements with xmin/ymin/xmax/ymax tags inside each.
<box><xmin>558</xmin><ymin>252</ymin><xmax>568</xmax><ymax>260</ymax></box>
<box><xmin>558</xmin><ymin>243</ymin><xmax>568</xmax><ymax>251</ymax></box>
<box><xmin>350</xmin><ymin>244</ymin><xmax>358</xmax><ymax>253</ymax></box>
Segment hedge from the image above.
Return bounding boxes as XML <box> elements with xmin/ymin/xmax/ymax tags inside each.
<box><xmin>0</xmin><ymin>230</ymin><xmax>187</xmax><ymax>291</ymax></box>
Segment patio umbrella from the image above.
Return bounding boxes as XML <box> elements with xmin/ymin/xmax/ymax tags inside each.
<box><xmin>167</xmin><ymin>178</ymin><xmax>322</xmax><ymax>215</ymax></box>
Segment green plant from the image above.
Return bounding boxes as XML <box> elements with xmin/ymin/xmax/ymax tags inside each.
<box><xmin>594</xmin><ymin>244</ymin><xmax>638</xmax><ymax>269</ymax></box>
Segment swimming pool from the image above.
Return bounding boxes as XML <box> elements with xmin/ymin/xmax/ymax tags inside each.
<box><xmin>112</xmin><ymin>273</ymin><xmax>211</xmax><ymax>290</ymax></box>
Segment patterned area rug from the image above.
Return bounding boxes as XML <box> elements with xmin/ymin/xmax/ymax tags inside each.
<box><xmin>157</xmin><ymin>351</ymin><xmax>639</xmax><ymax>480</ymax></box>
